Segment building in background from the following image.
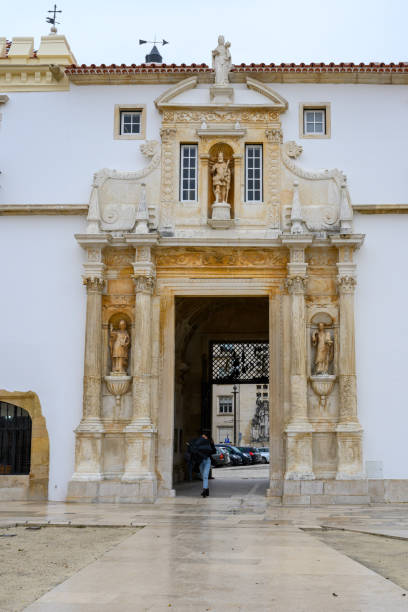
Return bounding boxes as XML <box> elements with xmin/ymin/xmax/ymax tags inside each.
<box><xmin>212</xmin><ymin>384</ymin><xmax>269</xmax><ymax>446</ymax></box>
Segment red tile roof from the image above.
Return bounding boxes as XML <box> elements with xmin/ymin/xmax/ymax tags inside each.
<box><xmin>65</xmin><ymin>61</ymin><xmax>408</xmax><ymax>75</ymax></box>
<box><xmin>1</xmin><ymin>40</ymin><xmax>406</xmax><ymax>75</ymax></box>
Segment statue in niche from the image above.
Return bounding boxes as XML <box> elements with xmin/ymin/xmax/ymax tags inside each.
<box><xmin>109</xmin><ymin>319</ymin><xmax>130</xmax><ymax>374</ymax></box>
<box><xmin>312</xmin><ymin>322</ymin><xmax>334</xmax><ymax>375</ymax></box>
<box><xmin>212</xmin><ymin>35</ymin><xmax>231</xmax><ymax>85</ymax></box>
<box><xmin>210</xmin><ymin>151</ymin><xmax>231</xmax><ymax>203</ymax></box>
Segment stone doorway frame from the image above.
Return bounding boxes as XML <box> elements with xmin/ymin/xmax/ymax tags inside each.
<box><xmin>156</xmin><ymin>278</ymin><xmax>283</xmax><ymax>498</ymax></box>
<box><xmin>0</xmin><ymin>390</ymin><xmax>49</xmax><ymax>500</ymax></box>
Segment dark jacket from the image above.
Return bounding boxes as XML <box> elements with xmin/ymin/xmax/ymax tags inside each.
<box><xmin>189</xmin><ymin>436</ymin><xmax>216</xmax><ymax>462</ymax></box>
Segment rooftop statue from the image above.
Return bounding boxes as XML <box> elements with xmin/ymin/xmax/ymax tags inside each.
<box><xmin>212</xmin><ymin>35</ymin><xmax>232</xmax><ymax>86</ymax></box>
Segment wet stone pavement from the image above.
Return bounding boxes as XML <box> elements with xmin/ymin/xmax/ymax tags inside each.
<box><xmin>0</xmin><ymin>466</ymin><xmax>407</xmax><ymax>611</ymax></box>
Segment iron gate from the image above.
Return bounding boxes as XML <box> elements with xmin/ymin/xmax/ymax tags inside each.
<box><xmin>0</xmin><ymin>402</ymin><xmax>32</xmax><ymax>475</ymax></box>
<box><xmin>209</xmin><ymin>341</ymin><xmax>269</xmax><ymax>384</ymax></box>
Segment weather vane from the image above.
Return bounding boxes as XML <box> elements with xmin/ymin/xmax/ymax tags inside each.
<box><xmin>139</xmin><ymin>37</ymin><xmax>169</xmax><ymax>64</ymax></box>
<box><xmin>139</xmin><ymin>38</ymin><xmax>169</xmax><ymax>48</ymax></box>
<box><xmin>46</xmin><ymin>4</ymin><xmax>62</xmax><ymax>35</ymax></box>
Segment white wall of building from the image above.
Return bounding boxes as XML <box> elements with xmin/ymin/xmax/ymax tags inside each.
<box><xmin>355</xmin><ymin>213</ymin><xmax>408</xmax><ymax>478</ymax></box>
<box><xmin>0</xmin><ymin>215</ymin><xmax>86</xmax><ymax>499</ymax></box>
<box><xmin>276</xmin><ymin>82</ymin><xmax>408</xmax><ymax>205</ymax></box>
<box><xmin>1</xmin><ymin>81</ymin><xmax>407</xmax><ymax>205</ymax></box>
<box><xmin>0</xmin><ymin>84</ymin><xmax>167</xmax><ymax>205</ymax></box>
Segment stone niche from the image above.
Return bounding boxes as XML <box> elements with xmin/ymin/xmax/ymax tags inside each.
<box><xmin>207</xmin><ymin>141</ymin><xmax>235</xmax><ymax>220</ymax></box>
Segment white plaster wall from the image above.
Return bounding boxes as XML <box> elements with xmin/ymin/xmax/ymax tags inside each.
<box><xmin>275</xmin><ymin>82</ymin><xmax>408</xmax><ymax>205</ymax></box>
<box><xmin>1</xmin><ymin>81</ymin><xmax>407</xmax><ymax>205</ymax></box>
<box><xmin>354</xmin><ymin>213</ymin><xmax>408</xmax><ymax>478</ymax></box>
<box><xmin>0</xmin><ymin>216</ymin><xmax>86</xmax><ymax>499</ymax></box>
<box><xmin>0</xmin><ymin>84</ymin><xmax>167</xmax><ymax>205</ymax></box>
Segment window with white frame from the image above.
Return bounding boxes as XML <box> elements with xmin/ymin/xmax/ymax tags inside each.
<box><xmin>303</xmin><ymin>109</ymin><xmax>326</xmax><ymax>135</ymax></box>
<box><xmin>218</xmin><ymin>396</ymin><xmax>233</xmax><ymax>414</ymax></box>
<box><xmin>245</xmin><ymin>144</ymin><xmax>263</xmax><ymax>202</ymax></box>
<box><xmin>180</xmin><ymin>144</ymin><xmax>198</xmax><ymax>201</ymax></box>
<box><xmin>120</xmin><ymin>110</ymin><xmax>142</xmax><ymax>135</ymax></box>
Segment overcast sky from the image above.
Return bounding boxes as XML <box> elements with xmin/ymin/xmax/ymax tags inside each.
<box><xmin>2</xmin><ymin>0</ymin><xmax>406</xmax><ymax>66</ymax></box>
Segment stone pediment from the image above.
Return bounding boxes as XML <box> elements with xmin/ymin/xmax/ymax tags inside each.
<box><xmin>155</xmin><ymin>75</ymin><xmax>288</xmax><ymax>111</ymax></box>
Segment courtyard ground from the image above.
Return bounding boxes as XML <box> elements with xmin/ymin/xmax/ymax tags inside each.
<box><xmin>0</xmin><ymin>466</ymin><xmax>407</xmax><ymax>611</ymax></box>
<box><xmin>0</xmin><ymin>526</ymin><xmax>137</xmax><ymax>612</ymax></box>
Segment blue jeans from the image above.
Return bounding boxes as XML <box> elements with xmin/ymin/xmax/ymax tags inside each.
<box><xmin>199</xmin><ymin>457</ymin><xmax>211</xmax><ymax>489</ymax></box>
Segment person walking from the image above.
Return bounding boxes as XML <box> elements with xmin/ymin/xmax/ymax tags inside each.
<box><xmin>188</xmin><ymin>432</ymin><xmax>216</xmax><ymax>497</ymax></box>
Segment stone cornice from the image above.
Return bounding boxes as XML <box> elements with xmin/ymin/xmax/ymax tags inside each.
<box><xmin>1</xmin><ymin>204</ymin><xmax>406</xmax><ymax>216</ymax></box>
<box><xmin>353</xmin><ymin>204</ymin><xmax>408</xmax><ymax>214</ymax></box>
<box><xmin>0</xmin><ymin>204</ymin><xmax>88</xmax><ymax>215</ymax></box>
<box><xmin>75</xmin><ymin>234</ymin><xmax>111</xmax><ymax>249</ymax></box>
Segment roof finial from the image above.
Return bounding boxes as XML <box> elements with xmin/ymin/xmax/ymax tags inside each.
<box><xmin>139</xmin><ymin>38</ymin><xmax>169</xmax><ymax>63</ymax></box>
<box><xmin>46</xmin><ymin>4</ymin><xmax>62</xmax><ymax>35</ymax></box>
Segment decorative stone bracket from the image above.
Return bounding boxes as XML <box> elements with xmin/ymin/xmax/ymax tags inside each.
<box><xmin>310</xmin><ymin>374</ymin><xmax>337</xmax><ymax>412</ymax></box>
<box><xmin>105</xmin><ymin>374</ymin><xmax>132</xmax><ymax>407</ymax></box>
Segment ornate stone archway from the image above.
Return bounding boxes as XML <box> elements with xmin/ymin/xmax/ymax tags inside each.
<box><xmin>0</xmin><ymin>390</ymin><xmax>49</xmax><ymax>500</ymax></box>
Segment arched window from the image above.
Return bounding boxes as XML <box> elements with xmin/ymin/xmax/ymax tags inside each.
<box><xmin>0</xmin><ymin>402</ymin><xmax>32</xmax><ymax>475</ymax></box>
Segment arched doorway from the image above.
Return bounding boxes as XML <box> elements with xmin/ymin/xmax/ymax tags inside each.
<box><xmin>0</xmin><ymin>391</ymin><xmax>49</xmax><ymax>500</ymax></box>
<box><xmin>173</xmin><ymin>297</ymin><xmax>270</xmax><ymax>497</ymax></box>
<box><xmin>0</xmin><ymin>402</ymin><xmax>32</xmax><ymax>475</ymax></box>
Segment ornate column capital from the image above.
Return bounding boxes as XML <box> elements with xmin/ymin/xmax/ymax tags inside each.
<box><xmin>286</xmin><ymin>275</ymin><xmax>307</xmax><ymax>295</ymax></box>
<box><xmin>265</xmin><ymin>128</ymin><xmax>282</xmax><ymax>143</ymax></box>
<box><xmin>337</xmin><ymin>275</ymin><xmax>356</xmax><ymax>294</ymax></box>
<box><xmin>133</xmin><ymin>274</ymin><xmax>155</xmax><ymax>295</ymax></box>
<box><xmin>160</xmin><ymin>126</ymin><xmax>177</xmax><ymax>143</ymax></box>
<box><xmin>83</xmin><ymin>277</ymin><xmax>105</xmax><ymax>293</ymax></box>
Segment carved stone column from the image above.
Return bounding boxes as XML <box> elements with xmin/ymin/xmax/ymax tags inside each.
<box><xmin>232</xmin><ymin>152</ymin><xmax>242</xmax><ymax>220</ymax></box>
<box><xmin>332</xmin><ymin>236</ymin><xmax>365</xmax><ymax>479</ymax></box>
<box><xmin>159</xmin><ymin>126</ymin><xmax>177</xmax><ymax>234</ymax></box>
<box><xmin>265</xmin><ymin>128</ymin><xmax>282</xmax><ymax>229</ymax></box>
<box><xmin>71</xmin><ymin>244</ymin><xmax>106</xmax><ymax>482</ymax></box>
<box><xmin>282</xmin><ymin>236</ymin><xmax>314</xmax><ymax>480</ymax></box>
<box><xmin>199</xmin><ymin>153</ymin><xmax>210</xmax><ymax>223</ymax></box>
<box><xmin>122</xmin><ymin>241</ymin><xmax>157</xmax><ymax>497</ymax></box>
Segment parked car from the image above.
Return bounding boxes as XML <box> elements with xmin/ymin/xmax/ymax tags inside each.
<box><xmin>225</xmin><ymin>445</ymin><xmax>252</xmax><ymax>465</ymax></box>
<box><xmin>238</xmin><ymin>446</ymin><xmax>263</xmax><ymax>464</ymax></box>
<box><xmin>216</xmin><ymin>445</ymin><xmax>243</xmax><ymax>466</ymax></box>
<box><xmin>256</xmin><ymin>447</ymin><xmax>270</xmax><ymax>464</ymax></box>
<box><xmin>211</xmin><ymin>447</ymin><xmax>231</xmax><ymax>467</ymax></box>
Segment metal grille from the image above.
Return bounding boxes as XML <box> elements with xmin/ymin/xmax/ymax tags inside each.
<box><xmin>210</xmin><ymin>341</ymin><xmax>269</xmax><ymax>384</ymax></box>
<box><xmin>0</xmin><ymin>402</ymin><xmax>32</xmax><ymax>475</ymax></box>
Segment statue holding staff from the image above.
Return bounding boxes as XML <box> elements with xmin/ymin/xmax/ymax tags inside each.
<box><xmin>109</xmin><ymin>319</ymin><xmax>130</xmax><ymax>374</ymax></box>
<box><xmin>312</xmin><ymin>322</ymin><xmax>334</xmax><ymax>375</ymax></box>
<box><xmin>210</xmin><ymin>151</ymin><xmax>231</xmax><ymax>203</ymax></box>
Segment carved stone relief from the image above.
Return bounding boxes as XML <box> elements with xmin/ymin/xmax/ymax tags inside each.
<box><xmin>163</xmin><ymin>110</ymin><xmax>280</xmax><ymax>123</ymax></box>
<box><xmin>87</xmin><ymin>141</ymin><xmax>160</xmax><ymax>234</ymax></box>
<box><xmin>159</xmin><ymin>127</ymin><xmax>177</xmax><ymax>231</ymax></box>
<box><xmin>104</xmin><ymin>248</ymin><xmax>134</xmax><ymax>268</ymax></box>
<box><xmin>281</xmin><ymin>140</ymin><xmax>352</xmax><ymax>234</ymax></box>
<box><xmin>155</xmin><ymin>248</ymin><xmax>288</xmax><ymax>269</ymax></box>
